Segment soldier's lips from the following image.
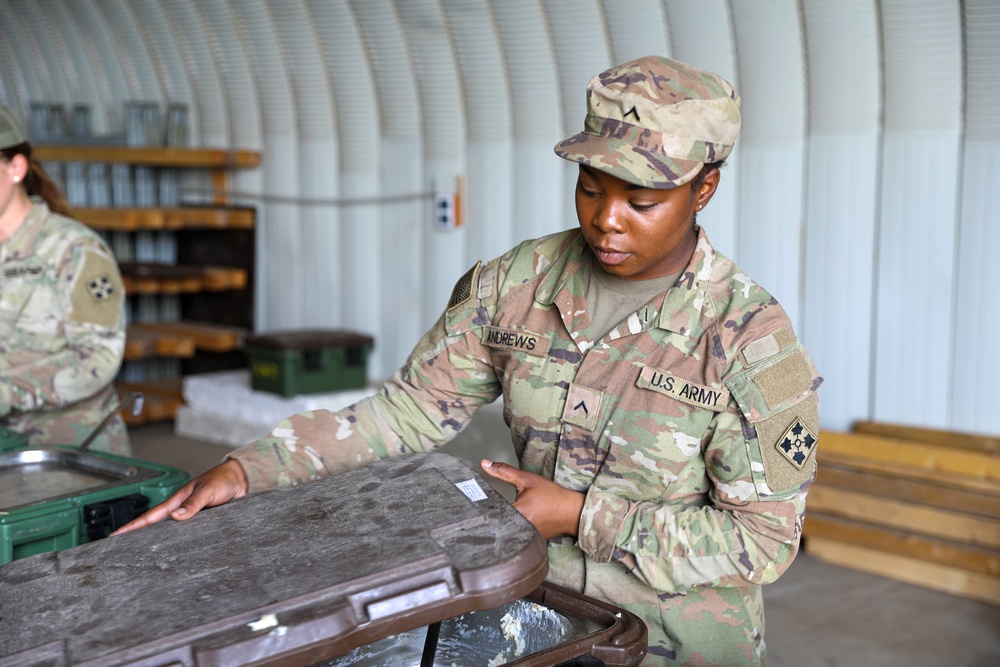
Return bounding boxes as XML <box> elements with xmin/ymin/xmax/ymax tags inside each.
<box><xmin>593</xmin><ymin>248</ymin><xmax>630</xmax><ymax>265</ymax></box>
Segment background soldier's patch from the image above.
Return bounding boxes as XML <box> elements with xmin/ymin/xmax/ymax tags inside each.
<box><xmin>87</xmin><ymin>275</ymin><xmax>116</xmax><ymax>303</ymax></box>
<box><xmin>70</xmin><ymin>252</ymin><xmax>123</xmax><ymax>328</ymax></box>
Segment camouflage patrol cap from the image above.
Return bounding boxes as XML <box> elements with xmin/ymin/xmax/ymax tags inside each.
<box><xmin>555</xmin><ymin>56</ymin><xmax>741</xmax><ymax>189</ymax></box>
<box><xmin>0</xmin><ymin>106</ymin><xmax>28</xmax><ymax>150</ymax></box>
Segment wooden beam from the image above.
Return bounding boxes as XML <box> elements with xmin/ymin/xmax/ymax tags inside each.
<box><xmin>818</xmin><ymin>448</ymin><xmax>1000</xmax><ymax>496</ymax></box>
<box><xmin>807</xmin><ymin>485</ymin><xmax>1000</xmax><ymax>550</ymax></box>
<box><xmin>819</xmin><ymin>430</ymin><xmax>1000</xmax><ymax>483</ymax></box>
<box><xmin>803</xmin><ymin>514</ymin><xmax>1000</xmax><ymax>577</ymax></box>
<box><xmin>815</xmin><ymin>464</ymin><xmax>1000</xmax><ymax>519</ymax></box>
<box><xmin>804</xmin><ymin>537</ymin><xmax>1000</xmax><ymax>607</ymax></box>
<box><xmin>852</xmin><ymin>421</ymin><xmax>1000</xmax><ymax>455</ymax></box>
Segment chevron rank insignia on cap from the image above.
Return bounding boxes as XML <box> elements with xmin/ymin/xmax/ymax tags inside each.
<box><xmin>88</xmin><ymin>275</ymin><xmax>117</xmax><ymax>303</ymax></box>
<box><xmin>776</xmin><ymin>418</ymin><xmax>817</xmax><ymax>469</ymax></box>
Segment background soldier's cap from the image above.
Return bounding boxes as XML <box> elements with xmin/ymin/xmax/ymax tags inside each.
<box><xmin>0</xmin><ymin>106</ymin><xmax>29</xmax><ymax>150</ymax></box>
<box><xmin>554</xmin><ymin>55</ymin><xmax>742</xmax><ymax>189</ymax></box>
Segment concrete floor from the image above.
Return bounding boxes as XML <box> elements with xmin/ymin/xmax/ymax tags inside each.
<box><xmin>129</xmin><ymin>420</ymin><xmax>1000</xmax><ymax>667</ymax></box>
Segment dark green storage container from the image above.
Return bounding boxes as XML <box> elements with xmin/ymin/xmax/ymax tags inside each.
<box><xmin>244</xmin><ymin>329</ymin><xmax>374</xmax><ymax>397</ymax></box>
<box><xmin>0</xmin><ymin>446</ymin><xmax>190</xmax><ymax>565</ymax></box>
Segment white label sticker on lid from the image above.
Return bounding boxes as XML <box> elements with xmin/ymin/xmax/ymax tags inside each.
<box><xmin>455</xmin><ymin>479</ymin><xmax>487</xmax><ymax>502</ymax></box>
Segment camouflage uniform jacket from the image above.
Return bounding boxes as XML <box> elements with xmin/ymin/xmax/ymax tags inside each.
<box><xmin>231</xmin><ymin>226</ymin><xmax>822</xmax><ymax>666</ymax></box>
<box><xmin>0</xmin><ymin>199</ymin><xmax>129</xmax><ymax>455</ymax></box>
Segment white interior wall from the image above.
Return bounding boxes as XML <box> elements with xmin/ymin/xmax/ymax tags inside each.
<box><xmin>0</xmin><ymin>0</ymin><xmax>996</xmax><ymax>437</ymax></box>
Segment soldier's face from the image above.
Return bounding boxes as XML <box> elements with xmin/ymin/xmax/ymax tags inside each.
<box><xmin>575</xmin><ymin>166</ymin><xmax>716</xmax><ymax>281</ymax></box>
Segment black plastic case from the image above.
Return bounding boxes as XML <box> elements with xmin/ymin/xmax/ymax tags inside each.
<box><xmin>0</xmin><ymin>452</ymin><xmax>645</xmax><ymax>666</ymax></box>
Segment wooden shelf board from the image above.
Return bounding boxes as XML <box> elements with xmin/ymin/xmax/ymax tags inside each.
<box><xmin>34</xmin><ymin>145</ymin><xmax>260</xmax><ymax>168</ymax></box>
<box><xmin>120</xmin><ymin>263</ymin><xmax>246</xmax><ymax>296</ymax></box>
<box><xmin>116</xmin><ymin>379</ymin><xmax>184</xmax><ymax>426</ymax></box>
<box><xmin>124</xmin><ymin>326</ymin><xmax>196</xmax><ymax>361</ymax></box>
<box><xmin>75</xmin><ymin>207</ymin><xmax>255</xmax><ymax>231</ymax></box>
<box><xmin>130</xmin><ymin>320</ymin><xmax>246</xmax><ymax>354</ymax></box>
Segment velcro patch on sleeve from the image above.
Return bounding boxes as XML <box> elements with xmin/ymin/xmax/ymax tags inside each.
<box><xmin>477</xmin><ymin>263</ymin><xmax>497</xmax><ymax>301</ymax></box>
<box><xmin>482</xmin><ymin>326</ymin><xmax>551</xmax><ymax>357</ymax></box>
<box><xmin>752</xmin><ymin>351</ymin><xmax>814</xmax><ymax>411</ymax></box>
<box><xmin>637</xmin><ymin>366</ymin><xmax>729</xmax><ymax>412</ymax></box>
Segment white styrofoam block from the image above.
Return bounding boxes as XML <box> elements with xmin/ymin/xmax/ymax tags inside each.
<box><xmin>180</xmin><ymin>370</ymin><xmax>377</xmax><ymax>427</ymax></box>
<box><xmin>174</xmin><ymin>405</ymin><xmax>275</xmax><ymax>448</ymax></box>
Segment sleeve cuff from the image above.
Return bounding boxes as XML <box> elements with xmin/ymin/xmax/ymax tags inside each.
<box><xmin>0</xmin><ymin>380</ymin><xmax>12</xmax><ymax>416</ymax></box>
<box><xmin>577</xmin><ymin>485</ymin><xmax>629</xmax><ymax>563</ymax></box>
<box><xmin>225</xmin><ymin>439</ymin><xmax>288</xmax><ymax>493</ymax></box>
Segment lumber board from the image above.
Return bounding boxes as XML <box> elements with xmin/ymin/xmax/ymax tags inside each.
<box><xmin>853</xmin><ymin>421</ymin><xmax>1000</xmax><ymax>455</ymax></box>
<box><xmin>804</xmin><ymin>537</ymin><xmax>1000</xmax><ymax>607</ymax></box>
<box><xmin>806</xmin><ymin>485</ymin><xmax>1000</xmax><ymax>550</ymax></box>
<box><xmin>819</xmin><ymin>430</ymin><xmax>1000</xmax><ymax>483</ymax></box>
<box><xmin>815</xmin><ymin>463</ymin><xmax>1000</xmax><ymax>519</ymax></box>
<box><xmin>802</xmin><ymin>514</ymin><xmax>1000</xmax><ymax>577</ymax></box>
<box><xmin>818</xmin><ymin>447</ymin><xmax>1000</xmax><ymax>496</ymax></box>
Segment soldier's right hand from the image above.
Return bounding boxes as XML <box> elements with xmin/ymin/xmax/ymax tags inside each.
<box><xmin>109</xmin><ymin>459</ymin><xmax>249</xmax><ymax>536</ymax></box>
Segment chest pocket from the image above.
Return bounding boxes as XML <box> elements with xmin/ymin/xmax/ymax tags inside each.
<box><xmin>1</xmin><ymin>267</ymin><xmax>55</xmax><ymax>337</ymax></box>
<box><xmin>587</xmin><ymin>366</ymin><xmax>723</xmax><ymax>500</ymax></box>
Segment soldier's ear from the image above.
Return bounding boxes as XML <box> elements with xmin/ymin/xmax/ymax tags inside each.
<box><xmin>7</xmin><ymin>153</ymin><xmax>29</xmax><ymax>183</ymax></box>
<box><xmin>693</xmin><ymin>168</ymin><xmax>720</xmax><ymax>211</ymax></box>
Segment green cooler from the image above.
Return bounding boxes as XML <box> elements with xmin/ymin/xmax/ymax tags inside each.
<box><xmin>0</xmin><ymin>443</ymin><xmax>190</xmax><ymax>565</ymax></box>
<box><xmin>245</xmin><ymin>329</ymin><xmax>374</xmax><ymax>397</ymax></box>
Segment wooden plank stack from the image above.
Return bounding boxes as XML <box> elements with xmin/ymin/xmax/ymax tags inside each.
<box><xmin>805</xmin><ymin>424</ymin><xmax>1000</xmax><ymax>606</ymax></box>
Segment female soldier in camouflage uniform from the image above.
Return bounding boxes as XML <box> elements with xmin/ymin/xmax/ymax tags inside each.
<box><xmin>117</xmin><ymin>57</ymin><xmax>821</xmax><ymax>665</ymax></box>
<box><xmin>0</xmin><ymin>106</ymin><xmax>129</xmax><ymax>455</ymax></box>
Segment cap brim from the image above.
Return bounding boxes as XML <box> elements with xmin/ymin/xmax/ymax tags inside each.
<box><xmin>554</xmin><ymin>132</ymin><xmax>703</xmax><ymax>190</ymax></box>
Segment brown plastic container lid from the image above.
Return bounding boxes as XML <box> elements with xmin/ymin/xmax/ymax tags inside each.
<box><xmin>0</xmin><ymin>453</ymin><xmax>548</xmax><ymax>667</ymax></box>
<box><xmin>245</xmin><ymin>329</ymin><xmax>374</xmax><ymax>351</ymax></box>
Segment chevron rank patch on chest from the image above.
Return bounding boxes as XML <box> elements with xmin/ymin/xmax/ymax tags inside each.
<box><xmin>775</xmin><ymin>418</ymin><xmax>817</xmax><ymax>469</ymax></box>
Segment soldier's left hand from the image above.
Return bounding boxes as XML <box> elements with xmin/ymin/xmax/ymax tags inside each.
<box><xmin>480</xmin><ymin>459</ymin><xmax>585</xmax><ymax>540</ymax></box>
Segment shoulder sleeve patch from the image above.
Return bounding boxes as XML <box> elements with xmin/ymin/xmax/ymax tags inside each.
<box><xmin>726</xmin><ymin>341</ymin><xmax>822</xmax><ymax>492</ymax></box>
<box><xmin>70</xmin><ymin>251</ymin><xmax>124</xmax><ymax>328</ymax></box>
<box><xmin>447</xmin><ymin>261</ymin><xmax>481</xmax><ymax>312</ymax></box>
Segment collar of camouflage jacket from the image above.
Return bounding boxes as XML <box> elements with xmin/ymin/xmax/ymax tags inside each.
<box><xmin>533</xmin><ymin>227</ymin><xmax>714</xmax><ymax>339</ymax></box>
